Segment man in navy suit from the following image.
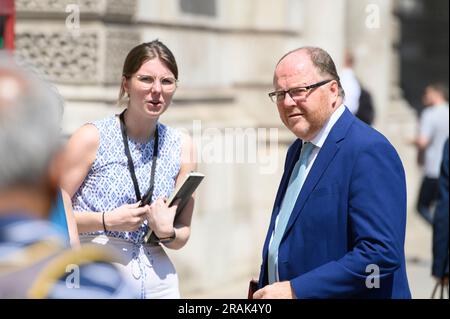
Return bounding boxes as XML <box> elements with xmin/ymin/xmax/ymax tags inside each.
<box><xmin>254</xmin><ymin>47</ymin><xmax>411</xmax><ymax>299</ymax></box>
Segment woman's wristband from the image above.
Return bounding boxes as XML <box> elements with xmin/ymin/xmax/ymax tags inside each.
<box><xmin>102</xmin><ymin>211</ymin><xmax>108</xmax><ymax>232</ymax></box>
<box><xmin>158</xmin><ymin>228</ymin><xmax>176</xmax><ymax>244</ymax></box>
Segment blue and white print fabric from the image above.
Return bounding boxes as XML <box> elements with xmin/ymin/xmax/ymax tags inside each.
<box><xmin>72</xmin><ymin>115</ymin><xmax>182</xmax><ymax>244</ymax></box>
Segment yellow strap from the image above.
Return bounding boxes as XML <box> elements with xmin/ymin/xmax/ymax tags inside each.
<box><xmin>0</xmin><ymin>239</ymin><xmax>62</xmax><ymax>276</ymax></box>
<box><xmin>28</xmin><ymin>244</ymin><xmax>120</xmax><ymax>299</ymax></box>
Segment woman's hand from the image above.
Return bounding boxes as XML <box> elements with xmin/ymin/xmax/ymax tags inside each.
<box><xmin>104</xmin><ymin>202</ymin><xmax>148</xmax><ymax>232</ymax></box>
<box><xmin>146</xmin><ymin>198</ymin><xmax>178</xmax><ymax>238</ymax></box>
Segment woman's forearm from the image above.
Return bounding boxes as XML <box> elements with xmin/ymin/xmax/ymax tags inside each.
<box><xmin>163</xmin><ymin>225</ymin><xmax>190</xmax><ymax>250</ymax></box>
<box><xmin>61</xmin><ymin>189</ymin><xmax>106</xmax><ymax>234</ymax></box>
<box><xmin>74</xmin><ymin>211</ymin><xmax>106</xmax><ymax>233</ymax></box>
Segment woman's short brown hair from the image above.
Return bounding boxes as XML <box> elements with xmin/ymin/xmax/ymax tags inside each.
<box><xmin>118</xmin><ymin>40</ymin><xmax>178</xmax><ymax>104</ymax></box>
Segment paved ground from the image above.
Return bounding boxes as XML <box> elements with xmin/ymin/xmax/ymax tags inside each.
<box><xmin>185</xmin><ymin>208</ymin><xmax>438</xmax><ymax>299</ymax></box>
<box><xmin>404</xmin><ymin>208</ymin><xmax>436</xmax><ymax>299</ymax></box>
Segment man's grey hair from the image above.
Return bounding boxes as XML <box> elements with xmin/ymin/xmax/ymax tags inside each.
<box><xmin>0</xmin><ymin>52</ymin><xmax>64</xmax><ymax>189</ymax></box>
<box><xmin>277</xmin><ymin>46</ymin><xmax>346</xmax><ymax>98</ymax></box>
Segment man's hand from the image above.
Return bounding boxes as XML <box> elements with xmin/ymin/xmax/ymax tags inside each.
<box><xmin>253</xmin><ymin>281</ymin><xmax>296</xmax><ymax>299</ymax></box>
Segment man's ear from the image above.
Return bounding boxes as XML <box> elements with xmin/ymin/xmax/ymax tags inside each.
<box><xmin>47</xmin><ymin>148</ymin><xmax>65</xmax><ymax>197</ymax></box>
<box><xmin>328</xmin><ymin>80</ymin><xmax>339</xmax><ymax>106</ymax></box>
<box><xmin>331</xmin><ymin>80</ymin><xmax>339</xmax><ymax>97</ymax></box>
<box><xmin>35</xmin><ymin>148</ymin><xmax>65</xmax><ymax>219</ymax></box>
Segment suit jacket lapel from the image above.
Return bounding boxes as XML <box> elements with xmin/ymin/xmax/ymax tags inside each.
<box><xmin>282</xmin><ymin>109</ymin><xmax>354</xmax><ymax>238</ymax></box>
<box><xmin>262</xmin><ymin>139</ymin><xmax>302</xmax><ymax>261</ymax></box>
<box><xmin>269</xmin><ymin>140</ymin><xmax>302</xmax><ymax>230</ymax></box>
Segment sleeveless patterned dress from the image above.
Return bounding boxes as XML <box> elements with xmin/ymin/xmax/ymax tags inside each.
<box><xmin>72</xmin><ymin>114</ymin><xmax>182</xmax><ymax>244</ymax></box>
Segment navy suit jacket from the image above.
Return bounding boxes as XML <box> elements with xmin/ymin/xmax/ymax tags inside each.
<box><xmin>432</xmin><ymin>139</ymin><xmax>449</xmax><ymax>278</ymax></box>
<box><xmin>258</xmin><ymin>108</ymin><xmax>411</xmax><ymax>298</ymax></box>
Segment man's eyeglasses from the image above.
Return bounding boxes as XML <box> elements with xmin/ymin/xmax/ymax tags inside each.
<box><xmin>133</xmin><ymin>74</ymin><xmax>178</xmax><ymax>92</ymax></box>
<box><xmin>268</xmin><ymin>79</ymin><xmax>333</xmax><ymax>103</ymax></box>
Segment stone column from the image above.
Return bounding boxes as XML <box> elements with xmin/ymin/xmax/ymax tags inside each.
<box><xmin>303</xmin><ymin>0</ymin><xmax>347</xmax><ymax>69</ymax></box>
<box><xmin>344</xmin><ymin>0</ymin><xmax>396</xmax><ymax>126</ymax></box>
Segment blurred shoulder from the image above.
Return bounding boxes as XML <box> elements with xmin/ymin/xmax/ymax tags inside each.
<box><xmin>0</xmin><ymin>216</ymin><xmax>138</xmax><ymax>299</ymax></box>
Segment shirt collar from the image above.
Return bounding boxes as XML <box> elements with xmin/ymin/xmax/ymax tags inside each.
<box><xmin>307</xmin><ymin>103</ymin><xmax>346</xmax><ymax>148</ymax></box>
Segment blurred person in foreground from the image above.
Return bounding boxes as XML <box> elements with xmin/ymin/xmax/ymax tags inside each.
<box><xmin>0</xmin><ymin>53</ymin><xmax>137</xmax><ymax>298</ymax></box>
<box><xmin>431</xmin><ymin>138</ymin><xmax>449</xmax><ymax>297</ymax></box>
<box><xmin>254</xmin><ymin>47</ymin><xmax>410</xmax><ymax>299</ymax></box>
<box><xmin>413</xmin><ymin>83</ymin><xmax>449</xmax><ymax>225</ymax></box>
<box><xmin>0</xmin><ymin>54</ymin><xmax>80</xmax><ymax>248</ymax></box>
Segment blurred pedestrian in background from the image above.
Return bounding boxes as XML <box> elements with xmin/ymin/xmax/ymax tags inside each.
<box><xmin>413</xmin><ymin>83</ymin><xmax>449</xmax><ymax>225</ymax></box>
<box><xmin>340</xmin><ymin>51</ymin><xmax>375</xmax><ymax>126</ymax></box>
<box><xmin>340</xmin><ymin>51</ymin><xmax>361</xmax><ymax>115</ymax></box>
<box><xmin>431</xmin><ymin>138</ymin><xmax>449</xmax><ymax>298</ymax></box>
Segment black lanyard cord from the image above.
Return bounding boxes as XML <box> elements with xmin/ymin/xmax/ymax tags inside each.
<box><xmin>119</xmin><ymin>109</ymin><xmax>159</xmax><ymax>206</ymax></box>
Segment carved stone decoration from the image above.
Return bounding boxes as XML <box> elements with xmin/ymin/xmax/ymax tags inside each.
<box><xmin>16</xmin><ymin>0</ymin><xmax>103</xmax><ymax>15</ymax></box>
<box><xmin>16</xmin><ymin>0</ymin><xmax>137</xmax><ymax>19</ymax></box>
<box><xmin>104</xmin><ymin>29</ymin><xmax>141</xmax><ymax>84</ymax></box>
<box><xmin>15</xmin><ymin>30</ymin><xmax>100</xmax><ymax>84</ymax></box>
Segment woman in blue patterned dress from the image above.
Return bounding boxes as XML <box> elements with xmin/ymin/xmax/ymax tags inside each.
<box><xmin>60</xmin><ymin>41</ymin><xmax>196</xmax><ymax>298</ymax></box>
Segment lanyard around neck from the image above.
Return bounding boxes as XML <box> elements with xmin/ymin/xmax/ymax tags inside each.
<box><xmin>119</xmin><ymin>110</ymin><xmax>159</xmax><ymax>205</ymax></box>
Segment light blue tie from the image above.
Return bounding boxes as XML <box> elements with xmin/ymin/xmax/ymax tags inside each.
<box><xmin>268</xmin><ymin>142</ymin><xmax>314</xmax><ymax>284</ymax></box>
